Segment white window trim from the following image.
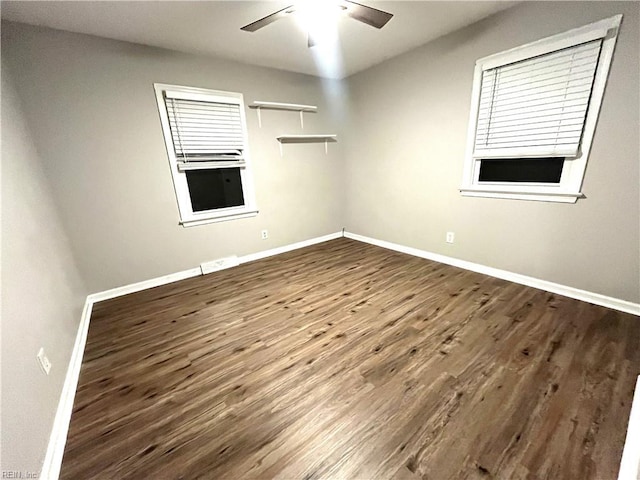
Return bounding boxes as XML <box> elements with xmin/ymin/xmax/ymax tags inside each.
<box><xmin>154</xmin><ymin>83</ymin><xmax>258</xmax><ymax>226</ymax></box>
<box><xmin>460</xmin><ymin>15</ymin><xmax>622</xmax><ymax>203</ymax></box>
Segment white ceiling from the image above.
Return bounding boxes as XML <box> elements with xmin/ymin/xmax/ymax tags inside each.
<box><xmin>1</xmin><ymin>1</ymin><xmax>517</xmax><ymax>79</ymax></box>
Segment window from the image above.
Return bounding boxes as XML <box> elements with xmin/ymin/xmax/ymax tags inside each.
<box><xmin>154</xmin><ymin>84</ymin><xmax>257</xmax><ymax>226</ymax></box>
<box><xmin>461</xmin><ymin>15</ymin><xmax>622</xmax><ymax>203</ymax></box>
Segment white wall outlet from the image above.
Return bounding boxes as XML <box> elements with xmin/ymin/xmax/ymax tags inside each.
<box><xmin>446</xmin><ymin>232</ymin><xmax>455</xmax><ymax>244</ymax></box>
<box><xmin>37</xmin><ymin>347</ymin><xmax>51</xmax><ymax>375</ymax></box>
<box><xmin>261</xmin><ymin>229</ymin><xmax>269</xmax><ymax>240</ymax></box>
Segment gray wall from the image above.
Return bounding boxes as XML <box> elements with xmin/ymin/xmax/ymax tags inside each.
<box><xmin>344</xmin><ymin>1</ymin><xmax>640</xmax><ymax>303</ymax></box>
<box><xmin>1</xmin><ymin>22</ymin><xmax>347</xmax><ymax>293</ymax></box>
<box><xmin>1</xmin><ymin>62</ymin><xmax>88</xmax><ymax>474</ymax></box>
<box><xmin>4</xmin><ymin>3</ymin><xmax>638</xmax><ymax>303</ymax></box>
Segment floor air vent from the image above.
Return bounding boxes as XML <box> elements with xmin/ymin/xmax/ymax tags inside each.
<box><xmin>200</xmin><ymin>256</ymin><xmax>239</xmax><ymax>275</ymax></box>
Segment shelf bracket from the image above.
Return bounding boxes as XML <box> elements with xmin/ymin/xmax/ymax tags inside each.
<box><xmin>257</xmin><ymin>107</ymin><xmax>262</xmax><ymax>128</ymax></box>
<box><xmin>325</xmin><ymin>140</ymin><xmax>328</xmax><ymax>154</ymax></box>
<box><xmin>300</xmin><ymin>110</ymin><xmax>304</xmax><ymax>129</ymax></box>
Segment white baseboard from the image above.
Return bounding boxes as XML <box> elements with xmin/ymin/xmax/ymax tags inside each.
<box><xmin>239</xmin><ymin>231</ymin><xmax>343</xmax><ymax>264</ymax></box>
<box><xmin>40</xmin><ymin>298</ymin><xmax>93</xmax><ymax>480</ymax></box>
<box><xmin>618</xmin><ymin>376</ymin><xmax>640</xmax><ymax>480</ymax></box>
<box><xmin>88</xmin><ymin>231</ymin><xmax>344</xmax><ymax>304</ymax></box>
<box><xmin>89</xmin><ymin>267</ymin><xmax>203</xmax><ymax>303</ymax></box>
<box><xmin>344</xmin><ymin>231</ymin><xmax>640</xmax><ymax>316</ymax></box>
<box><xmin>40</xmin><ymin>231</ymin><xmax>343</xmax><ymax>480</ymax></box>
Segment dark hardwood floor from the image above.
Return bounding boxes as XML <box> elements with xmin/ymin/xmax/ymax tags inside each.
<box><xmin>60</xmin><ymin>238</ymin><xmax>640</xmax><ymax>479</ymax></box>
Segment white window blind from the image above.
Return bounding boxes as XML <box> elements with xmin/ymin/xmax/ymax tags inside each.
<box><xmin>164</xmin><ymin>92</ymin><xmax>246</xmax><ymax>169</ymax></box>
<box><xmin>474</xmin><ymin>39</ymin><xmax>602</xmax><ymax>159</ymax></box>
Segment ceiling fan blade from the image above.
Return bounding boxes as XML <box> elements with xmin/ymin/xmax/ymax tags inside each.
<box><xmin>340</xmin><ymin>0</ymin><xmax>393</xmax><ymax>29</ymax></box>
<box><xmin>240</xmin><ymin>5</ymin><xmax>296</xmax><ymax>32</ymax></box>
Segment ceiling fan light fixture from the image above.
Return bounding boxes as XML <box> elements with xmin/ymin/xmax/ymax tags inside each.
<box><xmin>294</xmin><ymin>0</ymin><xmax>343</xmax><ymax>47</ymax></box>
<box><xmin>240</xmin><ymin>0</ymin><xmax>393</xmax><ymax>45</ymax></box>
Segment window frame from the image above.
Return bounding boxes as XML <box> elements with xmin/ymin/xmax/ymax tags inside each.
<box><xmin>460</xmin><ymin>15</ymin><xmax>622</xmax><ymax>203</ymax></box>
<box><xmin>154</xmin><ymin>83</ymin><xmax>258</xmax><ymax>226</ymax></box>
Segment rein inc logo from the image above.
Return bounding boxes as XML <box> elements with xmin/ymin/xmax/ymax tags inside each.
<box><xmin>2</xmin><ymin>472</ymin><xmax>38</xmax><ymax>479</ymax></box>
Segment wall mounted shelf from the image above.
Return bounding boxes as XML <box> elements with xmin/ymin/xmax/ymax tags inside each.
<box><xmin>250</xmin><ymin>101</ymin><xmax>318</xmax><ymax>128</ymax></box>
<box><xmin>276</xmin><ymin>134</ymin><xmax>337</xmax><ymax>156</ymax></box>
<box><xmin>250</xmin><ymin>101</ymin><xmax>317</xmax><ymax>112</ymax></box>
<box><xmin>276</xmin><ymin>134</ymin><xmax>336</xmax><ymax>143</ymax></box>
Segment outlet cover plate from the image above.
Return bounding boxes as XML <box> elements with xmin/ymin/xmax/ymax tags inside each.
<box><xmin>37</xmin><ymin>347</ymin><xmax>51</xmax><ymax>375</ymax></box>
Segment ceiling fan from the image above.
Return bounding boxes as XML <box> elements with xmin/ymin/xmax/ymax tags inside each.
<box><xmin>240</xmin><ymin>1</ymin><xmax>393</xmax><ymax>47</ymax></box>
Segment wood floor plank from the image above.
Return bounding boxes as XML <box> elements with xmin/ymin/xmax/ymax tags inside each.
<box><xmin>60</xmin><ymin>238</ymin><xmax>640</xmax><ymax>479</ymax></box>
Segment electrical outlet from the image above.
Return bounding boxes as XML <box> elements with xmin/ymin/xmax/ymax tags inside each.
<box><xmin>37</xmin><ymin>347</ymin><xmax>51</xmax><ymax>375</ymax></box>
<box><xmin>446</xmin><ymin>232</ymin><xmax>455</xmax><ymax>244</ymax></box>
<box><xmin>261</xmin><ymin>229</ymin><xmax>269</xmax><ymax>240</ymax></box>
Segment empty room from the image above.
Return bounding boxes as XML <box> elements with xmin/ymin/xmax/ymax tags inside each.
<box><xmin>2</xmin><ymin>1</ymin><xmax>639</xmax><ymax>479</ymax></box>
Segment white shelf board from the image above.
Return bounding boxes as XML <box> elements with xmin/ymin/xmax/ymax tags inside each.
<box><xmin>250</xmin><ymin>101</ymin><xmax>317</xmax><ymax>112</ymax></box>
<box><xmin>276</xmin><ymin>134</ymin><xmax>337</xmax><ymax>144</ymax></box>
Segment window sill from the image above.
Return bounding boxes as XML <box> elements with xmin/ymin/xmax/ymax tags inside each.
<box><xmin>180</xmin><ymin>209</ymin><xmax>258</xmax><ymax>227</ymax></box>
<box><xmin>460</xmin><ymin>188</ymin><xmax>584</xmax><ymax>203</ymax></box>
